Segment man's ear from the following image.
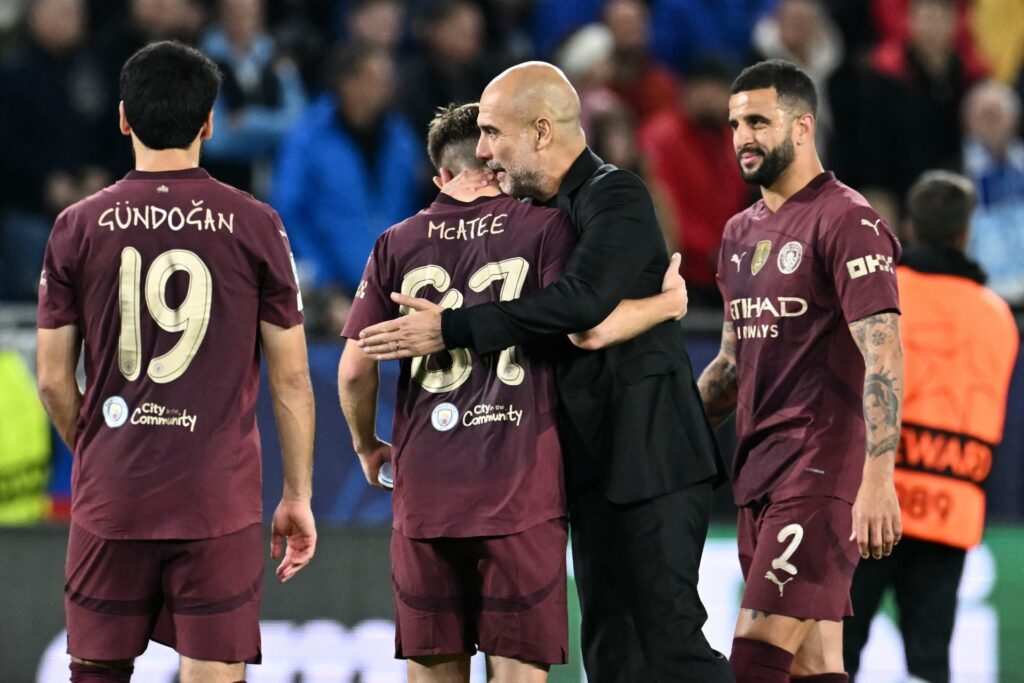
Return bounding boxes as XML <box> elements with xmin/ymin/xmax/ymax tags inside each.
<box><xmin>200</xmin><ymin>110</ymin><xmax>214</xmax><ymax>141</ymax></box>
<box><xmin>119</xmin><ymin>101</ymin><xmax>131</xmax><ymax>137</ymax></box>
<box><xmin>794</xmin><ymin>112</ymin><xmax>815</xmax><ymax>146</ymax></box>
<box><xmin>535</xmin><ymin>117</ymin><xmax>554</xmax><ymax>150</ymax></box>
<box><xmin>434</xmin><ymin>167</ymin><xmax>454</xmax><ymax>189</ymax></box>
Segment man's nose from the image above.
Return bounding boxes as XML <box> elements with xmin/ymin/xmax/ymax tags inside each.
<box><xmin>476</xmin><ymin>134</ymin><xmax>491</xmax><ymax>160</ymax></box>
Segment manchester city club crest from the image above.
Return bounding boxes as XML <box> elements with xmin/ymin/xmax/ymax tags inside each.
<box><xmin>751</xmin><ymin>240</ymin><xmax>772</xmax><ymax>275</ymax></box>
<box><xmin>777</xmin><ymin>241</ymin><xmax>804</xmax><ymax>274</ymax></box>
<box><xmin>431</xmin><ymin>402</ymin><xmax>460</xmax><ymax>432</ymax></box>
<box><xmin>103</xmin><ymin>396</ymin><xmax>129</xmax><ymax>428</ymax></box>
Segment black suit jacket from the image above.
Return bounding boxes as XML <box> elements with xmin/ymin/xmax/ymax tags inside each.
<box><xmin>443</xmin><ymin>149</ymin><xmax>726</xmax><ymax>503</ymax></box>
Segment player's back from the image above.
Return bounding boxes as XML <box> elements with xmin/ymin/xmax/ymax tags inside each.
<box><xmin>38</xmin><ymin>168</ymin><xmax>303</xmax><ymax>540</ymax></box>
<box><xmin>344</xmin><ymin>193</ymin><xmax>577</xmax><ymax>539</ymax></box>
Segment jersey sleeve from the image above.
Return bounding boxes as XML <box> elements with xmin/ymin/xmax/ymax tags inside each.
<box><xmin>37</xmin><ymin>212</ymin><xmax>79</xmax><ymax>329</ymax></box>
<box><xmin>341</xmin><ymin>232</ymin><xmax>398</xmax><ymax>339</ymax></box>
<box><xmin>823</xmin><ymin>206</ymin><xmax>902</xmax><ymax>323</ymax></box>
<box><xmin>258</xmin><ymin>210</ymin><xmax>305</xmax><ymax>328</ymax></box>
<box><xmin>538</xmin><ymin>211</ymin><xmax>577</xmax><ymax>286</ymax></box>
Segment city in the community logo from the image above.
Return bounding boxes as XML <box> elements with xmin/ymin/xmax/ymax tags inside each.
<box><xmin>431</xmin><ymin>403</ymin><xmax>460</xmax><ymax>432</ymax></box>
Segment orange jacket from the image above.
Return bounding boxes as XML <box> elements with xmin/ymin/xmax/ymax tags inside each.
<box><xmin>895</xmin><ymin>257</ymin><xmax>1018</xmax><ymax>548</ymax></box>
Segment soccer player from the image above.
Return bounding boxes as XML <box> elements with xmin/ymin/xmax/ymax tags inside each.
<box><xmin>843</xmin><ymin>171</ymin><xmax>1018</xmax><ymax>683</ymax></box>
<box><xmin>35</xmin><ymin>42</ymin><xmax>316</xmax><ymax>683</ymax></box>
<box><xmin>355</xmin><ymin>63</ymin><xmax>732</xmax><ymax>682</ymax></box>
<box><xmin>699</xmin><ymin>60</ymin><xmax>904</xmax><ymax>682</ymax></box>
<box><xmin>337</xmin><ymin>102</ymin><xmax>577</xmax><ymax>682</ymax></box>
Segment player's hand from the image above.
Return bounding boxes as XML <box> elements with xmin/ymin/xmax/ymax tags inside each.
<box><xmin>358</xmin><ymin>294</ymin><xmax>445</xmax><ymax>360</ymax></box>
<box><xmin>271</xmin><ymin>498</ymin><xmax>317</xmax><ymax>583</ymax></box>
<box><xmin>850</xmin><ymin>474</ymin><xmax>902</xmax><ymax>559</ymax></box>
<box><xmin>440</xmin><ymin>168</ymin><xmax>495</xmax><ymax>201</ymax></box>
<box><xmin>662</xmin><ymin>252</ymin><xmax>688</xmax><ymax>321</ymax></box>
<box><xmin>357</xmin><ymin>439</ymin><xmax>392</xmax><ymax>489</ymax></box>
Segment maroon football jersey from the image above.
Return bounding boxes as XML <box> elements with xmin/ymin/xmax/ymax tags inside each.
<box><xmin>343</xmin><ymin>193</ymin><xmax>576</xmax><ymax>539</ymax></box>
<box><xmin>716</xmin><ymin>172</ymin><xmax>902</xmax><ymax>506</ymax></box>
<box><xmin>38</xmin><ymin>168</ymin><xmax>303</xmax><ymax>540</ymax></box>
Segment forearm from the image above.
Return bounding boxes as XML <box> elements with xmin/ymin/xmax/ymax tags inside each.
<box><xmin>338</xmin><ymin>356</ymin><xmax>380</xmax><ymax>454</ymax></box>
<box><xmin>862</xmin><ymin>349</ymin><xmax>904</xmax><ymax>476</ymax></box>
<box><xmin>570</xmin><ymin>293</ymin><xmax>681</xmax><ymax>350</ymax></box>
<box><xmin>38</xmin><ymin>378</ymin><xmax>82</xmax><ymax>449</ymax></box>
<box><xmin>697</xmin><ymin>355</ymin><xmax>738</xmax><ymax>428</ymax></box>
<box><xmin>271</xmin><ymin>375</ymin><xmax>315</xmax><ymax>501</ymax></box>
<box><xmin>851</xmin><ymin>313</ymin><xmax>904</xmax><ymax>477</ymax></box>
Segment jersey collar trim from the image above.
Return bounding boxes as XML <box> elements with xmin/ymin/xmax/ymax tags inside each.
<box><xmin>432</xmin><ymin>193</ymin><xmax>501</xmax><ymax>208</ymax></box>
<box><xmin>123</xmin><ymin>168</ymin><xmax>211</xmax><ymax>181</ymax></box>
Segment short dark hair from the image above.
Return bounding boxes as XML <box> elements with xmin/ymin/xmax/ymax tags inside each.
<box><xmin>427</xmin><ymin>103</ymin><xmax>483</xmax><ymax>173</ymax></box>
<box><xmin>730</xmin><ymin>59</ymin><xmax>818</xmax><ymax>117</ymax></box>
<box><xmin>906</xmin><ymin>170</ymin><xmax>976</xmax><ymax>248</ymax></box>
<box><xmin>120</xmin><ymin>41</ymin><xmax>221</xmax><ymax>150</ymax></box>
<box><xmin>327</xmin><ymin>41</ymin><xmax>387</xmax><ymax>89</ymax></box>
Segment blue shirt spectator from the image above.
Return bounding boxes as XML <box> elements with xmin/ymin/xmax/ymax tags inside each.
<box><xmin>272</xmin><ymin>44</ymin><xmax>420</xmax><ymax>294</ymax></box>
<box><xmin>962</xmin><ymin>81</ymin><xmax>1024</xmax><ymax>307</ymax></box>
<box><xmin>651</xmin><ymin>0</ymin><xmax>775</xmax><ymax>72</ymax></box>
<box><xmin>201</xmin><ymin>0</ymin><xmax>307</xmax><ymax>194</ymax></box>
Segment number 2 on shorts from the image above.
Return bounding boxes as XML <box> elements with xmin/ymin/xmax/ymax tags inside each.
<box><xmin>771</xmin><ymin>523</ymin><xmax>804</xmax><ymax>576</ymax></box>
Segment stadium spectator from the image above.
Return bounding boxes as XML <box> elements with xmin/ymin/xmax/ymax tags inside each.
<box><xmin>749</xmin><ymin>0</ymin><xmax>843</xmax><ymax>159</ymax></box>
<box><xmin>851</xmin><ymin>0</ymin><xmax>987</xmax><ymax>214</ymax></box>
<box><xmin>870</xmin><ymin>0</ymin><xmax>988</xmax><ymax>79</ymax></box>
<box><xmin>400</xmin><ymin>0</ymin><xmax>499</xmax><ymax>140</ymax></box>
<box><xmin>650</xmin><ymin>0</ymin><xmax>775</xmax><ymax>74</ymax></box>
<box><xmin>602</xmin><ymin>0</ymin><xmax>678</xmax><ymax>124</ymax></box>
<box><xmin>638</xmin><ymin>55</ymin><xmax>750</xmax><ymax>306</ymax></box>
<box><xmin>0</xmin><ymin>0</ymin><xmax>110</xmax><ymax>300</ymax></box>
<box><xmin>343</xmin><ymin>0</ymin><xmax>405</xmax><ymax>53</ymax></box>
<box><xmin>200</xmin><ymin>0</ymin><xmax>307</xmax><ymax>195</ymax></box>
<box><xmin>272</xmin><ymin>42</ymin><xmax>420</xmax><ymax>330</ymax></box>
<box><xmin>961</xmin><ymin>80</ymin><xmax>1024</xmax><ymax>307</ymax></box>
<box><xmin>844</xmin><ymin>170</ymin><xmax>1018</xmax><ymax>683</ymax></box>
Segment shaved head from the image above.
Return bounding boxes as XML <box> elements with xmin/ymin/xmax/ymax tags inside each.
<box><xmin>482</xmin><ymin>61</ymin><xmax>583</xmax><ymax>129</ymax></box>
<box><xmin>475</xmin><ymin>61</ymin><xmax>586</xmax><ymax>200</ymax></box>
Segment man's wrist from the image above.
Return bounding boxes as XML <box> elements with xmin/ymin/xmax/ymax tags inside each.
<box><xmin>441</xmin><ymin>308</ymin><xmax>474</xmax><ymax>349</ymax></box>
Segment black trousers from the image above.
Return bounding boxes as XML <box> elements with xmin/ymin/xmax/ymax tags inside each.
<box><xmin>569</xmin><ymin>482</ymin><xmax>733</xmax><ymax>683</ymax></box>
<box><xmin>843</xmin><ymin>537</ymin><xmax>967</xmax><ymax>683</ymax></box>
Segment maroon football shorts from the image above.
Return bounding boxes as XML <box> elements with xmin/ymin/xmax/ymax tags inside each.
<box><xmin>391</xmin><ymin>517</ymin><xmax>568</xmax><ymax>664</ymax></box>
<box><xmin>737</xmin><ymin>496</ymin><xmax>861</xmax><ymax>621</ymax></box>
<box><xmin>64</xmin><ymin>522</ymin><xmax>263</xmax><ymax>663</ymax></box>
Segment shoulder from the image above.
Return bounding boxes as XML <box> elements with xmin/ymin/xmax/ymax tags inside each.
<box><xmin>723</xmin><ymin>201</ymin><xmax>761</xmax><ymax>237</ymax></box>
<box><xmin>581</xmin><ymin>166</ymin><xmax>652</xmax><ymax>209</ymax></box>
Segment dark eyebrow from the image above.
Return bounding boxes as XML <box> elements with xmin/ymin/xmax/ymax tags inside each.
<box><xmin>479</xmin><ymin>123</ymin><xmax>499</xmax><ymax>135</ymax></box>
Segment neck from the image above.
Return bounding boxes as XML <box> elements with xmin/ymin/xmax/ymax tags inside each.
<box><xmin>760</xmin><ymin>154</ymin><xmax>825</xmax><ymax>212</ymax></box>
<box><xmin>132</xmin><ymin>140</ymin><xmax>201</xmax><ymax>172</ymax></box>
<box><xmin>538</xmin><ymin>143</ymin><xmax>586</xmax><ymax>201</ymax></box>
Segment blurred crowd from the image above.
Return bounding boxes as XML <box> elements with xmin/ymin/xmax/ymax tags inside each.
<box><xmin>1</xmin><ymin>0</ymin><xmax>1023</xmax><ymax>336</ymax></box>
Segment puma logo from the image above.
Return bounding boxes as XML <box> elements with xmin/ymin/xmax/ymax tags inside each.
<box><xmin>861</xmin><ymin>218</ymin><xmax>882</xmax><ymax>236</ymax></box>
<box><xmin>731</xmin><ymin>252</ymin><xmax>747</xmax><ymax>272</ymax></box>
<box><xmin>765</xmin><ymin>570</ymin><xmax>794</xmax><ymax>597</ymax></box>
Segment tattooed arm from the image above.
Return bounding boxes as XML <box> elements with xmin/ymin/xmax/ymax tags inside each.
<box><xmin>848</xmin><ymin>311</ymin><xmax>904</xmax><ymax>560</ymax></box>
<box><xmin>697</xmin><ymin>321</ymin><xmax>739</xmax><ymax>428</ymax></box>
